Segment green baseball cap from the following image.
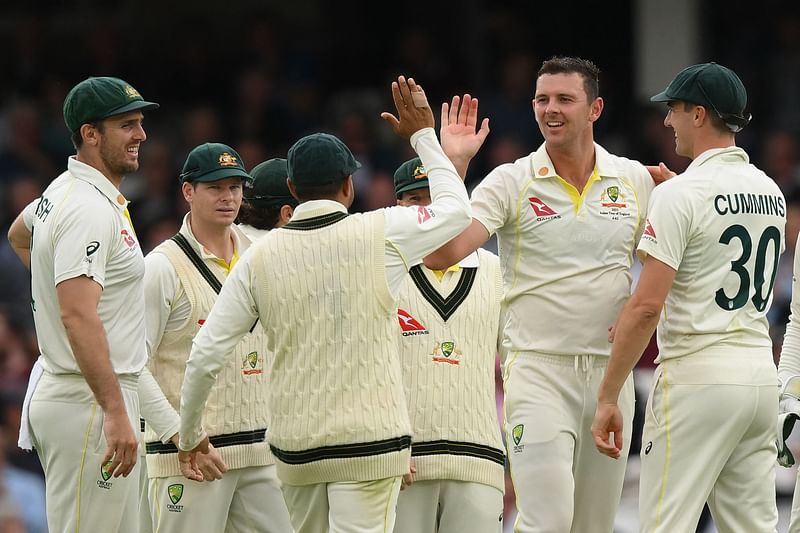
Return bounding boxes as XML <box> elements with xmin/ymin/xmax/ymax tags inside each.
<box><xmin>650</xmin><ymin>62</ymin><xmax>751</xmax><ymax>131</ymax></box>
<box><xmin>245</xmin><ymin>158</ymin><xmax>298</xmax><ymax>208</ymax></box>
<box><xmin>394</xmin><ymin>157</ymin><xmax>429</xmax><ymax>197</ymax></box>
<box><xmin>287</xmin><ymin>133</ymin><xmax>361</xmax><ymax>186</ymax></box>
<box><xmin>179</xmin><ymin>143</ymin><xmax>253</xmax><ymax>184</ymax></box>
<box><xmin>63</xmin><ymin>76</ymin><xmax>159</xmax><ymax>132</ymax></box>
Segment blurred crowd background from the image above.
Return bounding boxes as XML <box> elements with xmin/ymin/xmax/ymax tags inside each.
<box><xmin>1</xmin><ymin>1</ymin><xmax>800</xmax><ymax>531</ymax></box>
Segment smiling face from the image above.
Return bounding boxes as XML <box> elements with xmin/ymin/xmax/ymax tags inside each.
<box><xmin>95</xmin><ymin>111</ymin><xmax>146</xmax><ymax>181</ymax></box>
<box><xmin>533</xmin><ymin>72</ymin><xmax>602</xmax><ymax>152</ymax></box>
<box><xmin>663</xmin><ymin>101</ymin><xmax>696</xmax><ymax>158</ymax></box>
<box><xmin>182</xmin><ymin>177</ymin><xmax>244</xmax><ymax>228</ymax></box>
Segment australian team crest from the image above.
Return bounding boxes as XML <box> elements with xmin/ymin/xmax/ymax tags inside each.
<box><xmin>100</xmin><ymin>461</ymin><xmax>112</xmax><ymax>481</ymax></box>
<box><xmin>511</xmin><ymin>424</ymin><xmax>525</xmax><ymax>453</ymax></box>
<box><xmin>441</xmin><ymin>341</ymin><xmax>455</xmax><ymax>357</ymax></box>
<box><xmin>599</xmin><ymin>184</ymin><xmax>631</xmax><ymax>218</ymax></box>
<box><xmin>168</xmin><ymin>483</ymin><xmax>184</xmax><ymax>505</ymax></box>
<box><xmin>431</xmin><ymin>341</ymin><xmax>462</xmax><ymax>365</ymax></box>
<box><xmin>512</xmin><ymin>424</ymin><xmax>524</xmax><ymax>446</ymax></box>
<box><xmin>242</xmin><ymin>351</ymin><xmax>263</xmax><ymax>375</ymax></box>
<box><xmin>218</xmin><ymin>152</ymin><xmax>238</xmax><ymax>167</ymax></box>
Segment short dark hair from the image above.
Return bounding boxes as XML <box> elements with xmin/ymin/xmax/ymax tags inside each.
<box><xmin>237</xmin><ymin>201</ymin><xmax>282</xmax><ymax>230</ymax></box>
<box><xmin>681</xmin><ymin>101</ymin><xmax>734</xmax><ymax>134</ymax></box>
<box><xmin>538</xmin><ymin>56</ymin><xmax>601</xmax><ymax>100</ymax></box>
<box><xmin>291</xmin><ymin>176</ymin><xmax>348</xmax><ymax>203</ymax></box>
<box><xmin>70</xmin><ymin>120</ymin><xmax>104</xmax><ymax>150</ymax></box>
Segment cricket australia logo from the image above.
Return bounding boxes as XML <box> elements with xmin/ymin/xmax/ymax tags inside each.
<box><xmin>167</xmin><ymin>483</ymin><xmax>185</xmax><ymax>512</ymax></box>
<box><xmin>242</xmin><ymin>351</ymin><xmax>263</xmax><ymax>376</ymax></box>
<box><xmin>599</xmin><ymin>185</ymin><xmax>632</xmax><ymax>220</ymax></box>
<box><xmin>97</xmin><ymin>461</ymin><xmax>113</xmax><ymax>489</ymax></box>
<box><xmin>512</xmin><ymin>424</ymin><xmax>525</xmax><ymax>453</ymax></box>
<box><xmin>431</xmin><ymin>340</ymin><xmax>462</xmax><ymax>365</ymax></box>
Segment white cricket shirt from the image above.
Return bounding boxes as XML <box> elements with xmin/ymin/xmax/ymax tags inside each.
<box><xmin>471</xmin><ymin>142</ymin><xmax>653</xmax><ymax>357</ymax></box>
<box><xmin>638</xmin><ymin>147</ymin><xmax>786</xmax><ymax>362</ymax></box>
<box><xmin>23</xmin><ymin>157</ymin><xmax>147</xmax><ymax>374</ymax></box>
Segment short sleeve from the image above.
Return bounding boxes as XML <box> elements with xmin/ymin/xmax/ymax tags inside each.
<box><xmin>52</xmin><ymin>202</ymin><xmax>118</xmax><ymax>287</ymax></box>
<box><xmin>637</xmin><ymin>182</ymin><xmax>692</xmax><ymax>270</ymax></box>
<box><xmin>471</xmin><ymin>166</ymin><xmax>513</xmax><ymax>236</ymax></box>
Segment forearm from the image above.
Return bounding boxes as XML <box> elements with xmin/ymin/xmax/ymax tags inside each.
<box><xmin>8</xmin><ymin>212</ymin><xmax>32</xmax><ymax>268</ymax></box>
<box><xmin>411</xmin><ymin>128</ymin><xmax>470</xmax><ymax>220</ymax></box>
<box><xmin>598</xmin><ymin>302</ymin><xmax>660</xmax><ymax>404</ymax></box>
<box><xmin>63</xmin><ymin>313</ymin><xmax>127</xmax><ymax>414</ymax></box>
<box><xmin>138</xmin><ymin>366</ymin><xmax>180</xmax><ymax>443</ymax></box>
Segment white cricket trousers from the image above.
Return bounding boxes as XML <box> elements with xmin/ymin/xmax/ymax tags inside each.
<box><xmin>280</xmin><ymin>476</ymin><xmax>401</xmax><ymax>533</ymax></box>
<box><xmin>29</xmin><ymin>371</ymin><xmax>141</xmax><ymax>533</ymax></box>
<box><xmin>503</xmin><ymin>352</ymin><xmax>634</xmax><ymax>533</ymax></box>
<box><xmin>148</xmin><ymin>464</ymin><xmax>292</xmax><ymax>532</ymax></box>
<box><xmin>394</xmin><ymin>479</ymin><xmax>504</xmax><ymax>533</ymax></box>
<box><xmin>638</xmin><ymin>357</ymin><xmax>778</xmax><ymax>533</ymax></box>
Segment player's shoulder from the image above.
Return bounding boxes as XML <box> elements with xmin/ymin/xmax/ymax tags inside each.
<box><xmin>594</xmin><ymin>143</ymin><xmax>651</xmax><ymax>182</ymax></box>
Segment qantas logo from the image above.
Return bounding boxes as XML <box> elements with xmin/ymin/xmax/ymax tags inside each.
<box><xmin>120</xmin><ymin>229</ymin><xmax>136</xmax><ymax>248</ymax></box>
<box><xmin>643</xmin><ymin>219</ymin><xmax>656</xmax><ymax>239</ymax></box>
<box><xmin>417</xmin><ymin>206</ymin><xmax>433</xmax><ymax>224</ymax></box>
<box><xmin>397</xmin><ymin>309</ymin><xmax>429</xmax><ymax>336</ymax></box>
<box><xmin>528</xmin><ymin>197</ymin><xmax>560</xmax><ymax>221</ymax></box>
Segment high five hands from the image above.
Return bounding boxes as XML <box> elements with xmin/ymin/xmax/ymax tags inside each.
<box><xmin>381</xmin><ymin>75</ymin><xmax>435</xmax><ymax>139</ymax></box>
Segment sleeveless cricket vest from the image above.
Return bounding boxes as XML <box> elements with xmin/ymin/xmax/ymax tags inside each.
<box><xmin>250</xmin><ymin>208</ymin><xmax>412</xmax><ymax>485</ymax></box>
<box><xmin>396</xmin><ymin>248</ymin><xmax>505</xmax><ymax>491</ymax></box>
<box><xmin>145</xmin><ymin>239</ymin><xmax>273</xmax><ymax>478</ymax></box>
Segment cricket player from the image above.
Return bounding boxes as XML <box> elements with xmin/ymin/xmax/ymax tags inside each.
<box><xmin>237</xmin><ymin>157</ymin><xmax>297</xmax><ymax>240</ymax></box>
<box><xmin>7</xmin><ymin>76</ymin><xmax>158</xmax><ymax>533</ymax></box>
<box><xmin>176</xmin><ymin>75</ymin><xmax>472</xmax><ymax>533</ymax></box>
<box><xmin>592</xmin><ymin>62</ymin><xmax>785</xmax><ymax>532</ymax></box>
<box><xmin>425</xmin><ymin>57</ymin><xmax>656</xmax><ymax>532</ymax></box>
<box><xmin>391</xmin><ymin>157</ymin><xmax>505</xmax><ymax>533</ymax></box>
<box><xmin>778</xmin><ymin>235</ymin><xmax>800</xmax><ymax>532</ymax></box>
<box><xmin>140</xmin><ymin>142</ymin><xmax>292</xmax><ymax>532</ymax></box>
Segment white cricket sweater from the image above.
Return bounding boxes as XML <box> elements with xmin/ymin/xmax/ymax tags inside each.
<box><xmin>249</xmin><ymin>206</ymin><xmax>412</xmax><ymax>485</ymax></box>
<box><xmin>144</xmin><ymin>239</ymin><xmax>273</xmax><ymax>478</ymax></box>
<box><xmin>397</xmin><ymin>249</ymin><xmax>505</xmax><ymax>491</ymax></box>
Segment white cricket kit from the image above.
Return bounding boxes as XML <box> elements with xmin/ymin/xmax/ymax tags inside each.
<box><xmin>394</xmin><ymin>250</ymin><xmax>505</xmax><ymax>533</ymax></box>
<box><xmin>140</xmin><ymin>216</ymin><xmax>291</xmax><ymax>533</ymax></box>
<box><xmin>471</xmin><ymin>142</ymin><xmax>653</xmax><ymax>532</ymax></box>
<box><xmin>637</xmin><ymin>146</ymin><xmax>785</xmax><ymax>533</ymax></box>
<box><xmin>778</xmin><ymin>236</ymin><xmax>800</xmax><ymax>532</ymax></box>
<box><xmin>22</xmin><ymin>156</ymin><xmax>147</xmax><ymax>533</ymax></box>
<box><xmin>178</xmin><ymin>127</ymin><xmax>472</xmax><ymax>533</ymax></box>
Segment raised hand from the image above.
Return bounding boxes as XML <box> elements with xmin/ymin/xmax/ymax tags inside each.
<box><xmin>380</xmin><ymin>75</ymin><xmax>435</xmax><ymax>139</ymax></box>
<box><xmin>440</xmin><ymin>94</ymin><xmax>490</xmax><ymax>178</ymax></box>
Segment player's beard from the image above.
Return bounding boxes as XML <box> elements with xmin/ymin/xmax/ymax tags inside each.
<box><xmin>99</xmin><ymin>142</ymin><xmax>139</xmax><ymax>177</ymax></box>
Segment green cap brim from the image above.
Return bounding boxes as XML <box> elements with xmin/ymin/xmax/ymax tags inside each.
<box><xmin>650</xmin><ymin>90</ymin><xmax>672</xmax><ymax>103</ymax></box>
<box><xmin>189</xmin><ymin>167</ymin><xmax>253</xmax><ymax>183</ymax></box>
<box><xmin>103</xmin><ymin>100</ymin><xmax>160</xmax><ymax>120</ymax></box>
<box><xmin>396</xmin><ymin>179</ymin><xmax>430</xmax><ymax>196</ymax></box>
